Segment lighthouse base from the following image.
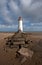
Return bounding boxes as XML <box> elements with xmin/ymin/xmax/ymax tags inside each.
<box><xmin>18</xmin><ymin>29</ymin><xmax>23</xmax><ymax>33</ymax></box>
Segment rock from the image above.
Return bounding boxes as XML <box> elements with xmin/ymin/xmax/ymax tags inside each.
<box><xmin>18</xmin><ymin>48</ymin><xmax>33</xmax><ymax>58</ymax></box>
<box><xmin>21</xmin><ymin>57</ymin><xmax>27</xmax><ymax>64</ymax></box>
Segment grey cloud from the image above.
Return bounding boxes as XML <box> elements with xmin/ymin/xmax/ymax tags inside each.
<box><xmin>19</xmin><ymin>0</ymin><xmax>42</xmax><ymax>22</ymax></box>
<box><xmin>0</xmin><ymin>0</ymin><xmax>42</xmax><ymax>24</ymax></box>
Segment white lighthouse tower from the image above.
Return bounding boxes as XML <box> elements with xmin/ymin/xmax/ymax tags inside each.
<box><xmin>18</xmin><ymin>16</ymin><xmax>23</xmax><ymax>32</ymax></box>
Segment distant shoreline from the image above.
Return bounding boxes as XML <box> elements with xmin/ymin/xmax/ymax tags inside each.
<box><xmin>0</xmin><ymin>31</ymin><xmax>42</xmax><ymax>33</ymax></box>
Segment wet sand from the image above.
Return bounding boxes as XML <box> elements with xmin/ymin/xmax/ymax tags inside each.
<box><xmin>0</xmin><ymin>32</ymin><xmax>42</xmax><ymax>65</ymax></box>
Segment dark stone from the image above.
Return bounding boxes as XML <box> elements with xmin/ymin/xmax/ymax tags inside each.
<box><xmin>16</xmin><ymin>51</ymin><xmax>21</xmax><ymax>58</ymax></box>
<box><xmin>10</xmin><ymin>42</ymin><xmax>13</xmax><ymax>45</ymax></box>
<box><xmin>6</xmin><ymin>42</ymin><xmax>8</xmax><ymax>45</ymax></box>
<box><xmin>19</xmin><ymin>44</ymin><xmax>21</xmax><ymax>49</ymax></box>
<box><xmin>25</xmin><ymin>40</ymin><xmax>28</xmax><ymax>44</ymax></box>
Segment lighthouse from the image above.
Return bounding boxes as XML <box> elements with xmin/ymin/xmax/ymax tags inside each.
<box><xmin>18</xmin><ymin>16</ymin><xmax>23</xmax><ymax>32</ymax></box>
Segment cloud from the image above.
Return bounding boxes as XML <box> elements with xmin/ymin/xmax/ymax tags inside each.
<box><xmin>24</xmin><ymin>24</ymin><xmax>42</xmax><ymax>31</ymax></box>
<box><xmin>0</xmin><ymin>0</ymin><xmax>42</xmax><ymax>23</ymax></box>
<box><xmin>9</xmin><ymin>0</ymin><xmax>20</xmax><ymax>14</ymax></box>
<box><xmin>0</xmin><ymin>24</ymin><xmax>18</xmax><ymax>29</ymax></box>
<box><xmin>0</xmin><ymin>0</ymin><xmax>13</xmax><ymax>23</ymax></box>
<box><xmin>31</xmin><ymin>22</ymin><xmax>42</xmax><ymax>26</ymax></box>
<box><xmin>0</xmin><ymin>0</ymin><xmax>42</xmax><ymax>31</ymax></box>
<box><xmin>0</xmin><ymin>0</ymin><xmax>20</xmax><ymax>24</ymax></box>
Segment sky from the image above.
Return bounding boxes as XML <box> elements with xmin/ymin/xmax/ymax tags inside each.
<box><xmin>0</xmin><ymin>0</ymin><xmax>42</xmax><ymax>32</ymax></box>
